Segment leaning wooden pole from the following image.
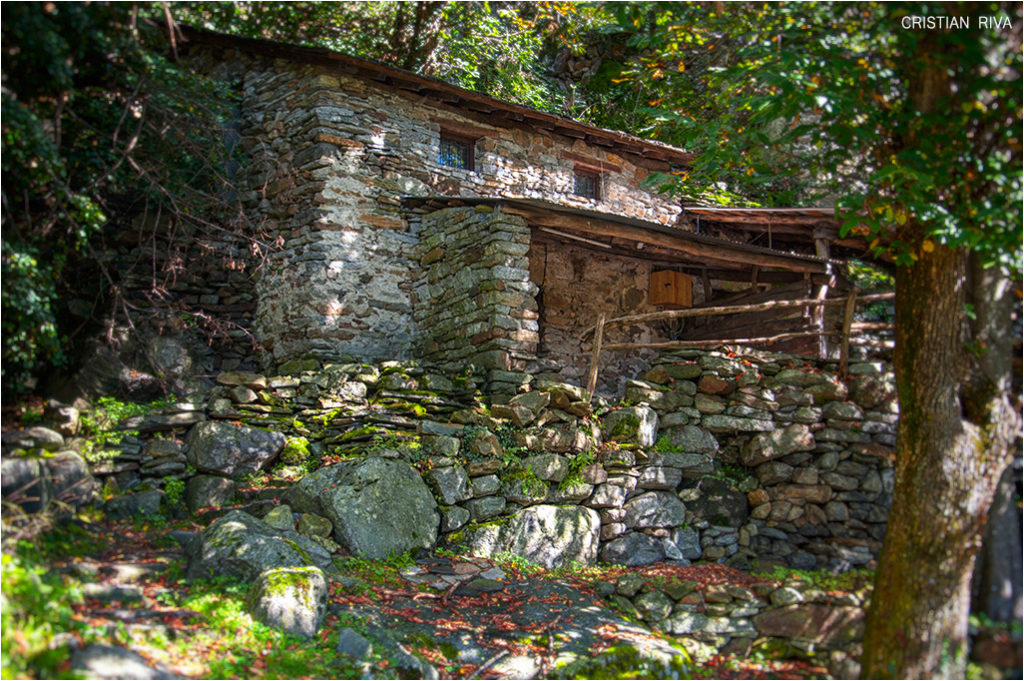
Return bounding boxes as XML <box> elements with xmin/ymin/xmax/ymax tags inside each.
<box><xmin>585</xmin><ymin>314</ymin><xmax>605</xmax><ymax>404</ymax></box>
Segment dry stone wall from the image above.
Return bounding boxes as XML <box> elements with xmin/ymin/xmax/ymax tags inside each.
<box><xmin>31</xmin><ymin>346</ymin><xmax>898</xmax><ymax>576</ymax></box>
<box><xmin>529</xmin><ymin>241</ymin><xmax>666</xmax><ymax>393</ymax></box>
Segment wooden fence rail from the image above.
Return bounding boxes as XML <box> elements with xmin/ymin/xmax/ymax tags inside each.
<box><xmin>584</xmin><ymin>290</ymin><xmax>895</xmax><ymax>401</ymax></box>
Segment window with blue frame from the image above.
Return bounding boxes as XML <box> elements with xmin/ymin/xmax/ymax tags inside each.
<box><xmin>439</xmin><ymin>133</ymin><xmax>475</xmax><ymax>170</ymax></box>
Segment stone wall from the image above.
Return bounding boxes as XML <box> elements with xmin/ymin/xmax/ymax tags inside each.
<box><xmin>413</xmin><ymin>206</ymin><xmax>539</xmax><ymax>379</ymax></box>
<box><xmin>529</xmin><ymin>241</ymin><xmax>668</xmax><ymax>393</ymax></box>
<box><xmin>45</xmin><ymin>346</ymin><xmax>897</xmax><ymax>574</ymax></box>
<box><xmin>183</xmin><ymin>45</ymin><xmax>684</xmax><ymax>367</ymax></box>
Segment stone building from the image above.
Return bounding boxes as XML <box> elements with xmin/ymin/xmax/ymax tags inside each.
<box><xmin>181</xmin><ymin>28</ymin><xmax>853</xmax><ymax>394</ymax></box>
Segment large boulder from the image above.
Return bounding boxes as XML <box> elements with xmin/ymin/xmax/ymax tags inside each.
<box><xmin>466</xmin><ymin>505</ymin><xmax>600</xmax><ymax>569</ymax></box>
<box><xmin>185</xmin><ymin>510</ymin><xmax>333</xmax><ymax>581</ymax></box>
<box><xmin>46</xmin><ymin>451</ymin><xmax>98</xmax><ymax>509</ymax></box>
<box><xmin>248</xmin><ymin>566</ymin><xmax>328</xmax><ymax>639</ymax></box>
<box><xmin>2</xmin><ymin>426</ymin><xmax>64</xmax><ymax>452</ymax></box>
<box><xmin>0</xmin><ymin>456</ymin><xmax>53</xmax><ymax>513</ymax></box>
<box><xmin>185</xmin><ymin>421</ymin><xmax>285</xmax><ymax>480</ymax></box>
<box><xmin>287</xmin><ymin>457</ymin><xmax>438</xmax><ymax>560</ymax></box>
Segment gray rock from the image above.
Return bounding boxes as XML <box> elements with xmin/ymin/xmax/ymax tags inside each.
<box><xmin>81</xmin><ymin>583</ymin><xmax>144</xmax><ymax>604</ymax></box>
<box><xmin>464</xmin><ymin>495</ymin><xmax>506</xmax><ymax>521</ymax></box>
<box><xmin>186</xmin><ymin>510</ymin><xmax>333</xmax><ymax>581</ymax></box>
<box><xmin>337</xmin><ymin>628</ymin><xmax>374</xmax><ymax>658</ymax></box>
<box><xmin>753</xmin><ymin>604</ymin><xmax>864</xmax><ymax>647</ymax></box>
<box><xmin>70</xmin><ymin>644</ymin><xmax>178</xmax><ymax>680</ymax></box>
<box><xmin>0</xmin><ymin>456</ymin><xmax>53</xmax><ymax>513</ymax></box>
<box><xmin>587</xmin><ymin>482</ymin><xmax>628</xmax><ymax>508</ymax></box>
<box><xmin>546</xmin><ymin>480</ymin><xmax>594</xmax><ymax>504</ymax></box>
<box><xmin>773</xmin><ymin>369</ymin><xmax>830</xmax><ymax>387</ymax></box>
<box><xmin>660</xmin><ymin>425</ymin><xmax>719</xmax><ymax>454</ymax></box>
<box><xmin>601</xmin><ymin>406</ymin><xmax>658</xmax><ymax>447</ymax></box>
<box><xmin>470</xmin><ymin>474</ymin><xmax>501</xmax><ymax>497</ymax></box>
<box><xmin>615</xmin><ymin>573</ymin><xmax>645</xmax><ymax>596</ymax></box>
<box><xmin>185</xmin><ymin>475</ymin><xmax>236</xmax><ymax>513</ymax></box>
<box><xmin>770</xmin><ymin>586</ymin><xmax>806</xmax><ymax>606</ymax></box>
<box><xmin>740</xmin><ymin>424</ymin><xmax>815</xmax><ymax>467</ymax></box>
<box><xmin>622</xmin><ymin>491</ymin><xmax>687</xmax><ymax>529</ymax></box>
<box><xmin>600</xmin><ymin>532</ymin><xmax>665</xmax><ymax>566</ymax></box>
<box><xmin>634</xmin><ymin>590</ymin><xmax>674</xmax><ymax>622</ymax></box>
<box><xmin>671</xmin><ymin>526</ymin><xmax>703</xmax><ymax>560</ymax></box>
<box><xmin>298</xmin><ymin>513</ymin><xmax>333</xmax><ymax>538</ymax></box>
<box><xmin>521</xmin><ymin>453</ymin><xmax>569</xmax><ymax>482</ymax></box>
<box><xmin>756</xmin><ymin>461</ymin><xmax>795</xmax><ymax>485</ymax></box>
<box><xmin>287</xmin><ymin>457</ymin><xmax>438</xmax><ymax>560</ymax></box>
<box><xmin>637</xmin><ymin>465</ymin><xmax>683</xmax><ymax>490</ymax></box>
<box><xmin>105</xmin><ymin>490</ymin><xmax>165</xmax><ymax>519</ymax></box>
<box><xmin>248</xmin><ymin>566</ymin><xmax>328</xmax><ymax>638</ymax></box>
<box><xmin>685</xmin><ymin>478</ymin><xmax>748</xmax><ymax>527</ymax></box>
<box><xmin>440</xmin><ymin>505</ymin><xmax>470</xmax><ymax>532</ymax></box>
<box><xmin>2</xmin><ymin>426</ymin><xmax>64</xmax><ymax>452</ymax></box>
<box><xmin>467</xmin><ymin>505</ymin><xmax>600</xmax><ymax>569</ymax></box>
<box><xmin>822</xmin><ymin>401</ymin><xmax>865</xmax><ymax>420</ymax></box>
<box><xmin>185</xmin><ymin>421</ymin><xmax>285</xmax><ymax>480</ymax></box>
<box><xmin>263</xmin><ymin>505</ymin><xmax>295</xmax><ymax>531</ymax></box>
<box><xmin>702</xmin><ymin>415</ymin><xmax>774</xmax><ymax>433</ymax></box>
<box><xmin>426</xmin><ymin>466</ymin><xmax>471</xmax><ymax>505</ymax></box>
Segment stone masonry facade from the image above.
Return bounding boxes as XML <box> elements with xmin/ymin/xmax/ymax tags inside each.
<box><xmin>185</xmin><ymin>43</ymin><xmax>684</xmax><ymax>375</ymax></box>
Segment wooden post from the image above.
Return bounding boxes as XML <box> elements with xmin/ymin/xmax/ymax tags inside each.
<box><xmin>840</xmin><ymin>288</ymin><xmax>859</xmax><ymax>376</ymax></box>
<box><xmin>585</xmin><ymin>314</ymin><xmax>605</xmax><ymax>404</ymax></box>
<box><xmin>813</xmin><ymin>238</ymin><xmax>831</xmax><ymax>358</ymax></box>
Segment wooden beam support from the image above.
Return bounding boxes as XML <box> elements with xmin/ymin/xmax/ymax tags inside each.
<box><xmin>579</xmin><ymin>292</ymin><xmax>894</xmax><ymax>338</ymax></box>
<box><xmin>506</xmin><ymin>206</ymin><xmax>829</xmax><ymax>274</ymax></box>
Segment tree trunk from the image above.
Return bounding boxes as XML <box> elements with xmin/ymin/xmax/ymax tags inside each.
<box><xmin>861</xmin><ymin>244</ymin><xmax>1017</xmax><ymax>678</ymax></box>
<box><xmin>973</xmin><ymin>459</ymin><xmax>1023</xmax><ymax>623</ymax></box>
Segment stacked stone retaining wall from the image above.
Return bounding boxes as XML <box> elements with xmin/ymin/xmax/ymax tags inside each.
<box><xmin>40</xmin><ymin>347</ymin><xmax>897</xmax><ymax>573</ymax></box>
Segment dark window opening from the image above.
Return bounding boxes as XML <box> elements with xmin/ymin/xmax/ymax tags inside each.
<box><xmin>574</xmin><ymin>168</ymin><xmax>600</xmax><ymax>199</ymax></box>
<box><xmin>439</xmin><ymin>134</ymin><xmax>475</xmax><ymax>170</ymax></box>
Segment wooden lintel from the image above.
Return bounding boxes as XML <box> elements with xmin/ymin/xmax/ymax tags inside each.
<box><xmin>562</xmin><ymin>151</ymin><xmax>622</xmax><ymax>173</ymax></box>
<box><xmin>430</xmin><ymin>117</ymin><xmax>493</xmax><ymax>140</ymax></box>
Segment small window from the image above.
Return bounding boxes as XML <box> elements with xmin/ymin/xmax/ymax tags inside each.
<box><xmin>439</xmin><ymin>133</ymin><xmax>474</xmax><ymax>170</ymax></box>
<box><xmin>574</xmin><ymin>168</ymin><xmax>600</xmax><ymax>199</ymax></box>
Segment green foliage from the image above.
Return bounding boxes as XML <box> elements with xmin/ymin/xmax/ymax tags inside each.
<box><xmin>753</xmin><ymin>565</ymin><xmax>876</xmax><ymax>593</ymax></box>
<box><xmin>1</xmin><ymin>2</ymin><xmax>242</xmax><ymax>394</ymax></box>
<box><xmin>179</xmin><ymin>1</ymin><xmax>591</xmax><ymax>115</ymax></box>
<box><xmin>596</xmin><ymin>2</ymin><xmax>1022</xmax><ymax>272</ymax></box>
<box><xmin>163</xmin><ymin>477</ymin><xmax>186</xmax><ymax>508</ymax></box>
<box><xmin>559</xmin><ymin>449</ymin><xmax>596</xmax><ymax>491</ymax></box>
<box><xmin>0</xmin><ymin>552</ymin><xmax>87</xmax><ymax>678</ymax></box>
<box><xmin>554</xmin><ymin>642</ymin><xmax>691</xmax><ymax>679</ymax></box>
<box><xmin>78</xmin><ymin>395</ymin><xmax>177</xmax><ymax>462</ymax></box>
<box><xmin>333</xmin><ymin>551</ymin><xmax>413</xmax><ymax>588</ymax></box>
<box><xmin>651</xmin><ymin>435</ymin><xmax>682</xmax><ymax>453</ymax></box>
